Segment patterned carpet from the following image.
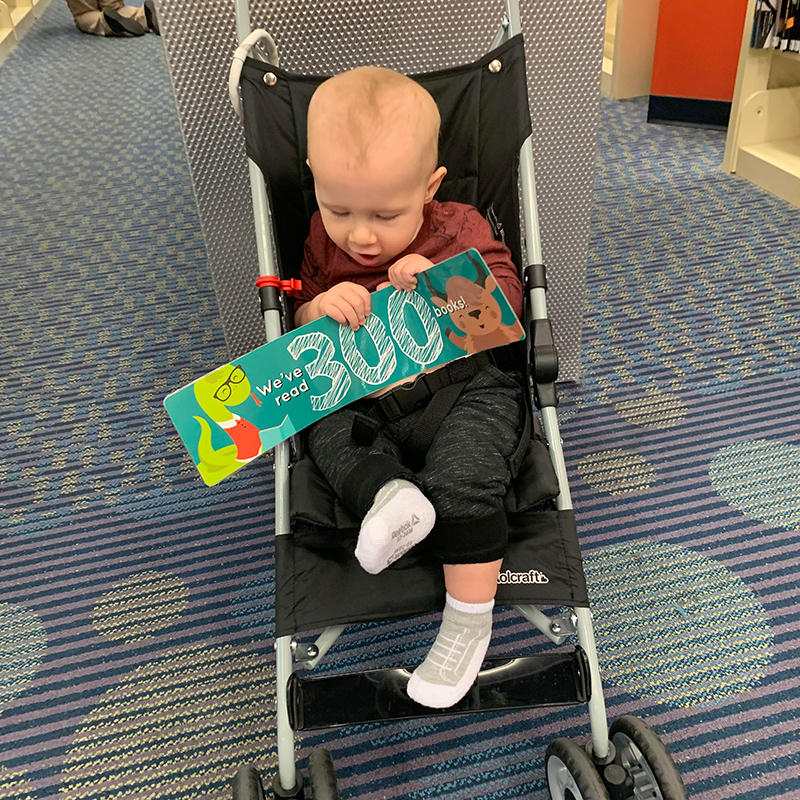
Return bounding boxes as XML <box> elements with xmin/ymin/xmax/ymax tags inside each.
<box><xmin>1</xmin><ymin>2</ymin><xmax>799</xmax><ymax>799</ymax></box>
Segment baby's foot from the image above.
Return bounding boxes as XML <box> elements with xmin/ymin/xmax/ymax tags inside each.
<box><xmin>355</xmin><ymin>479</ymin><xmax>435</xmax><ymax>574</ymax></box>
<box><xmin>406</xmin><ymin>595</ymin><xmax>493</xmax><ymax>708</ymax></box>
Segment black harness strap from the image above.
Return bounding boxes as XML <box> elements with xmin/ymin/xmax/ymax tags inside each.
<box><xmin>509</xmin><ymin>400</ymin><xmax>532</xmax><ymax>478</ymax></box>
<box><xmin>350</xmin><ymin>354</ymin><xmax>490</xmax><ymax>449</ymax></box>
<box><xmin>399</xmin><ymin>380</ymin><xmax>468</xmax><ymax>472</ymax></box>
<box><xmin>350</xmin><ymin>350</ymin><xmax>532</xmax><ymax>477</ymax></box>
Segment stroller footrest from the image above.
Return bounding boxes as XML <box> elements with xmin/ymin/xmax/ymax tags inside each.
<box><xmin>289</xmin><ymin>648</ymin><xmax>590</xmax><ymax>730</ymax></box>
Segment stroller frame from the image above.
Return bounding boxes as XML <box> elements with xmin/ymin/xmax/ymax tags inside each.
<box><xmin>227</xmin><ymin>2</ymin><xmax>687</xmax><ymax>798</ymax></box>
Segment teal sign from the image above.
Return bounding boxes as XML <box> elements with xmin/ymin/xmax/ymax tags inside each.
<box><xmin>164</xmin><ymin>249</ymin><xmax>524</xmax><ymax>485</ymax></box>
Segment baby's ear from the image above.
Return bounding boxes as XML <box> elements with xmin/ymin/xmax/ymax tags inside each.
<box><xmin>425</xmin><ymin>166</ymin><xmax>447</xmax><ymax>202</ymax></box>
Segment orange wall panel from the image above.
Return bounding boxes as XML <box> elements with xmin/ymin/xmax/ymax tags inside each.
<box><xmin>650</xmin><ymin>0</ymin><xmax>750</xmax><ymax>101</ymax></box>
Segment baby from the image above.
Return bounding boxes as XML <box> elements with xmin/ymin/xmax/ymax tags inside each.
<box><xmin>294</xmin><ymin>66</ymin><xmax>525</xmax><ymax>708</ymax></box>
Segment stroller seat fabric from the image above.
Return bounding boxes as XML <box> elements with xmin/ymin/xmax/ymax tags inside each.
<box><xmin>278</xmin><ymin>418</ymin><xmax>588</xmax><ymax>636</ymax></box>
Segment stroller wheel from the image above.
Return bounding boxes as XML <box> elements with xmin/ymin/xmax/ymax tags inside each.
<box><xmin>610</xmin><ymin>716</ymin><xmax>688</xmax><ymax>800</ymax></box>
<box><xmin>546</xmin><ymin>738</ymin><xmax>610</xmax><ymax>800</ymax></box>
<box><xmin>308</xmin><ymin>748</ymin><xmax>341</xmax><ymax>800</ymax></box>
<box><xmin>232</xmin><ymin>765</ymin><xmax>266</xmax><ymax>800</ymax></box>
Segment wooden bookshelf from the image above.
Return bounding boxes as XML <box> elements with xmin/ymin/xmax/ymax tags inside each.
<box><xmin>6</xmin><ymin>0</ymin><xmax>34</xmax><ymax>38</ymax></box>
<box><xmin>724</xmin><ymin>0</ymin><xmax>800</xmax><ymax>207</ymax></box>
<box><xmin>0</xmin><ymin>0</ymin><xmax>49</xmax><ymax>67</ymax></box>
<box><xmin>1</xmin><ymin>1</ymin><xmax>16</xmax><ymax>63</ymax></box>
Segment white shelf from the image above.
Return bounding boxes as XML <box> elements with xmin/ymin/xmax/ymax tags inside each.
<box><xmin>0</xmin><ymin>0</ymin><xmax>49</xmax><ymax>66</ymax></box>
<box><xmin>0</xmin><ymin>3</ymin><xmax>16</xmax><ymax>64</ymax></box>
<box><xmin>724</xmin><ymin>0</ymin><xmax>800</xmax><ymax>208</ymax></box>
<box><xmin>738</xmin><ymin>136</ymin><xmax>800</xmax><ymax>206</ymax></box>
<box><xmin>601</xmin><ymin>0</ymin><xmax>660</xmax><ymax>100</ymax></box>
<box><xmin>6</xmin><ymin>0</ymin><xmax>33</xmax><ymax>38</ymax></box>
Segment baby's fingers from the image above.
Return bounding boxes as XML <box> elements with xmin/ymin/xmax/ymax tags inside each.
<box><xmin>321</xmin><ymin>300</ymin><xmax>353</xmax><ymax>328</ymax></box>
<box><xmin>329</xmin><ymin>298</ymin><xmax>361</xmax><ymax>330</ymax></box>
<box><xmin>341</xmin><ymin>284</ymin><xmax>371</xmax><ymax>325</ymax></box>
<box><xmin>388</xmin><ymin>263</ymin><xmax>417</xmax><ymax>291</ymax></box>
<box><xmin>397</xmin><ymin>272</ymin><xmax>418</xmax><ymax>292</ymax></box>
<box><xmin>319</xmin><ymin>292</ymin><xmax>359</xmax><ymax>329</ymax></box>
<box><xmin>391</xmin><ymin>254</ymin><xmax>433</xmax><ymax>291</ymax></box>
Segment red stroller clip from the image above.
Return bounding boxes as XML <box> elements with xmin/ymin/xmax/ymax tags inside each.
<box><xmin>255</xmin><ymin>275</ymin><xmax>302</xmax><ymax>296</ymax></box>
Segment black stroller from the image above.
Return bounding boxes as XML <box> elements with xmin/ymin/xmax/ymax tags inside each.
<box><xmin>225</xmin><ymin>1</ymin><xmax>687</xmax><ymax>798</ymax></box>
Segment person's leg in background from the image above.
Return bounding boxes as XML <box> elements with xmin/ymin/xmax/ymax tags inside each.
<box><xmin>64</xmin><ymin>0</ymin><xmax>111</xmax><ymax>35</ymax></box>
<box><xmin>100</xmin><ymin>0</ymin><xmax>159</xmax><ymax>35</ymax></box>
<box><xmin>63</xmin><ymin>0</ymin><xmax>158</xmax><ymax>36</ymax></box>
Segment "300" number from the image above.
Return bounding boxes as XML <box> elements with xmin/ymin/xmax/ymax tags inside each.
<box><xmin>287</xmin><ymin>291</ymin><xmax>444</xmax><ymax>411</ymax></box>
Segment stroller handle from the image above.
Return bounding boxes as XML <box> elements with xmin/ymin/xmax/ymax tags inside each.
<box><xmin>229</xmin><ymin>29</ymin><xmax>280</xmax><ymax>121</ymax></box>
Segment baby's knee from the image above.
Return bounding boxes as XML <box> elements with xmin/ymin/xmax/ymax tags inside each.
<box><xmin>306</xmin><ymin>409</ymin><xmax>353</xmax><ymax>451</ymax></box>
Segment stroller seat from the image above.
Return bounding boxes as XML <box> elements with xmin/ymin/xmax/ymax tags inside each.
<box><xmin>279</xmin><ymin>414</ymin><xmax>588</xmax><ymax>638</ymax></box>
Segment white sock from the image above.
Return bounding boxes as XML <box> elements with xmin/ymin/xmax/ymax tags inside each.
<box><xmin>354</xmin><ymin>479</ymin><xmax>436</xmax><ymax>575</ymax></box>
<box><xmin>406</xmin><ymin>593</ymin><xmax>494</xmax><ymax>708</ymax></box>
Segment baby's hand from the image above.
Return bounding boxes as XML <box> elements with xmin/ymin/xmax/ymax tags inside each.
<box><xmin>387</xmin><ymin>254</ymin><xmax>434</xmax><ymax>292</ymax></box>
<box><xmin>317</xmin><ymin>281</ymin><xmax>371</xmax><ymax>330</ymax></box>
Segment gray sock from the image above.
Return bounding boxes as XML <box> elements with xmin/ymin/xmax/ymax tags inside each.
<box><xmin>406</xmin><ymin>594</ymin><xmax>494</xmax><ymax>708</ymax></box>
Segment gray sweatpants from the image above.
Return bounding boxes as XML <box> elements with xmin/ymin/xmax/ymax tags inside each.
<box><xmin>307</xmin><ymin>364</ymin><xmax>524</xmax><ymax>564</ymax></box>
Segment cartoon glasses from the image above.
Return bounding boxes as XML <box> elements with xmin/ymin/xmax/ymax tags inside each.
<box><xmin>212</xmin><ymin>365</ymin><xmax>246</xmax><ymax>402</ymax></box>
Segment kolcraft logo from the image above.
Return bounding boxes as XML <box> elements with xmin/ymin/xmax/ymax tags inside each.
<box><xmin>497</xmin><ymin>569</ymin><xmax>549</xmax><ymax>585</ymax></box>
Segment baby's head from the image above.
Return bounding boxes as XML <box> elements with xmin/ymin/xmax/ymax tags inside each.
<box><xmin>307</xmin><ymin>66</ymin><xmax>447</xmax><ymax>267</ymax></box>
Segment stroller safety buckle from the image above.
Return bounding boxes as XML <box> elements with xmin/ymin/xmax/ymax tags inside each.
<box><xmin>391</xmin><ymin>375</ymin><xmax>435</xmax><ymax>415</ymax></box>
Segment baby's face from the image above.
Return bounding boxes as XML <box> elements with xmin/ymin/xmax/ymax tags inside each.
<box><xmin>310</xmin><ymin>140</ymin><xmax>440</xmax><ymax>268</ymax></box>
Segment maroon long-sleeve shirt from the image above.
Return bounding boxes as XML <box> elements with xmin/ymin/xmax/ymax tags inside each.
<box><xmin>295</xmin><ymin>199</ymin><xmax>523</xmax><ymax>317</ymax></box>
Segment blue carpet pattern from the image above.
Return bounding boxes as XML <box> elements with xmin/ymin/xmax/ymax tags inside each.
<box><xmin>1</xmin><ymin>3</ymin><xmax>799</xmax><ymax>798</ymax></box>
